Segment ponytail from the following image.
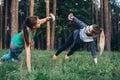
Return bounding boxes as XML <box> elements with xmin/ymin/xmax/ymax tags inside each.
<box><xmin>98</xmin><ymin>28</ymin><xmax>105</xmax><ymax>55</ymax></box>
<box><xmin>22</xmin><ymin>21</ymin><xmax>29</xmax><ymax>47</ymax></box>
<box><xmin>22</xmin><ymin>16</ymin><xmax>38</xmax><ymax>47</ymax></box>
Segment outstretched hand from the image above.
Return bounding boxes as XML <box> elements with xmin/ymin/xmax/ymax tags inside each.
<box><xmin>68</xmin><ymin>13</ymin><xmax>74</xmax><ymax>21</ymax></box>
<box><xmin>50</xmin><ymin>13</ymin><xmax>55</xmax><ymax>21</ymax></box>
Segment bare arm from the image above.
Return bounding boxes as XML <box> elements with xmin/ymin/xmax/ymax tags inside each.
<box><xmin>39</xmin><ymin>13</ymin><xmax>55</xmax><ymax>25</ymax></box>
<box><xmin>24</xmin><ymin>37</ymin><xmax>31</xmax><ymax>72</ymax></box>
<box><xmin>39</xmin><ymin>17</ymin><xmax>51</xmax><ymax>24</ymax></box>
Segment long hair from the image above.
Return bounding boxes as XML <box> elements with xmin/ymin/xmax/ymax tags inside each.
<box><xmin>88</xmin><ymin>24</ymin><xmax>105</xmax><ymax>54</ymax></box>
<box><xmin>92</xmin><ymin>24</ymin><xmax>101</xmax><ymax>35</ymax></box>
<box><xmin>91</xmin><ymin>25</ymin><xmax>105</xmax><ymax>55</ymax></box>
<box><xmin>99</xmin><ymin>28</ymin><xmax>105</xmax><ymax>55</ymax></box>
<box><xmin>22</xmin><ymin>16</ymin><xmax>38</xmax><ymax>46</ymax></box>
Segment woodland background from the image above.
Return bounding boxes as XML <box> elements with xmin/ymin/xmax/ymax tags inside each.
<box><xmin>0</xmin><ymin>0</ymin><xmax>120</xmax><ymax>51</ymax></box>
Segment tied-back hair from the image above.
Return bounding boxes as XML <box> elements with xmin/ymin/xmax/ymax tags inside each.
<box><xmin>92</xmin><ymin>24</ymin><xmax>101</xmax><ymax>35</ymax></box>
<box><xmin>22</xmin><ymin>16</ymin><xmax>38</xmax><ymax>46</ymax></box>
<box><xmin>92</xmin><ymin>24</ymin><xmax>105</xmax><ymax>55</ymax></box>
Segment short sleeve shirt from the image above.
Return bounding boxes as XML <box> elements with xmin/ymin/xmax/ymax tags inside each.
<box><xmin>11</xmin><ymin>31</ymin><xmax>34</xmax><ymax>48</ymax></box>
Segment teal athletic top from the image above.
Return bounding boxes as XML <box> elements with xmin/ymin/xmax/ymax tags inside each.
<box><xmin>11</xmin><ymin>31</ymin><xmax>34</xmax><ymax>48</ymax></box>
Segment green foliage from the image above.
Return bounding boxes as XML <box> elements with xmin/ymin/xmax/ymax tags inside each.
<box><xmin>109</xmin><ymin>0</ymin><xmax>120</xmax><ymax>51</ymax></box>
<box><xmin>0</xmin><ymin>50</ymin><xmax>120</xmax><ymax>80</ymax></box>
<box><xmin>32</xmin><ymin>0</ymin><xmax>95</xmax><ymax>49</ymax></box>
<box><xmin>34</xmin><ymin>0</ymin><xmax>93</xmax><ymax>39</ymax></box>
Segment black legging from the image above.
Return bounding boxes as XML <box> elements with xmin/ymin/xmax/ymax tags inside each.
<box><xmin>55</xmin><ymin>33</ymin><xmax>82</xmax><ymax>56</ymax></box>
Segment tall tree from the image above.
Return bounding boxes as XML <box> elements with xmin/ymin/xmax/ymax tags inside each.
<box><xmin>46</xmin><ymin>0</ymin><xmax>50</xmax><ymax>50</ymax></box>
<box><xmin>26</xmin><ymin>0</ymin><xmax>29</xmax><ymax>16</ymax></box>
<box><xmin>51</xmin><ymin>0</ymin><xmax>56</xmax><ymax>50</ymax></box>
<box><xmin>0</xmin><ymin>0</ymin><xmax>2</xmax><ymax>49</ymax></box>
<box><xmin>93</xmin><ymin>0</ymin><xmax>99</xmax><ymax>48</ymax></box>
<box><xmin>93</xmin><ymin>0</ymin><xmax>98</xmax><ymax>25</ymax></box>
<box><xmin>4</xmin><ymin>0</ymin><xmax>8</xmax><ymax>49</ymax></box>
<box><xmin>29</xmin><ymin>0</ymin><xmax>34</xmax><ymax>49</ymax></box>
<box><xmin>100</xmin><ymin>0</ymin><xmax>104</xmax><ymax>28</ymax></box>
<box><xmin>117</xmin><ymin>2</ymin><xmax>120</xmax><ymax>51</ymax></box>
<box><xmin>10</xmin><ymin>0</ymin><xmax>18</xmax><ymax>38</ymax></box>
<box><xmin>103</xmin><ymin>0</ymin><xmax>111</xmax><ymax>50</ymax></box>
<box><xmin>29</xmin><ymin>0</ymin><xmax>34</xmax><ymax>16</ymax></box>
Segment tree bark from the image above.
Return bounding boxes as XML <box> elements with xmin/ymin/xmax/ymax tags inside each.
<box><xmin>93</xmin><ymin>0</ymin><xmax>98</xmax><ymax>25</ymax></box>
<box><xmin>29</xmin><ymin>0</ymin><xmax>35</xmax><ymax>49</ymax></box>
<box><xmin>10</xmin><ymin>0</ymin><xmax>18</xmax><ymax>39</ymax></box>
<box><xmin>118</xmin><ymin>12</ymin><xmax>120</xmax><ymax>50</ymax></box>
<box><xmin>4</xmin><ymin>0</ymin><xmax>8</xmax><ymax>49</ymax></box>
<box><xmin>29</xmin><ymin>0</ymin><xmax>34</xmax><ymax>16</ymax></box>
<box><xmin>100</xmin><ymin>0</ymin><xmax>104</xmax><ymax>28</ymax></box>
<box><xmin>51</xmin><ymin>0</ymin><xmax>56</xmax><ymax>51</ymax></box>
<box><xmin>26</xmin><ymin>0</ymin><xmax>29</xmax><ymax>16</ymax></box>
<box><xmin>103</xmin><ymin>0</ymin><xmax>111</xmax><ymax>50</ymax></box>
<box><xmin>0</xmin><ymin>1</ymin><xmax>2</xmax><ymax>49</ymax></box>
<box><xmin>46</xmin><ymin>0</ymin><xmax>50</xmax><ymax>50</ymax></box>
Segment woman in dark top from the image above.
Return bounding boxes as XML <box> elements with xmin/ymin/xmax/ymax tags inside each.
<box><xmin>53</xmin><ymin>13</ymin><xmax>103</xmax><ymax>64</ymax></box>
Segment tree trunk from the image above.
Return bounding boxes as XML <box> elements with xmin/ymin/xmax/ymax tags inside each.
<box><xmin>29</xmin><ymin>0</ymin><xmax>35</xmax><ymax>49</ymax></box>
<box><xmin>4</xmin><ymin>0</ymin><xmax>8</xmax><ymax>49</ymax></box>
<box><xmin>103</xmin><ymin>0</ymin><xmax>111</xmax><ymax>50</ymax></box>
<box><xmin>93</xmin><ymin>0</ymin><xmax>99</xmax><ymax>49</ymax></box>
<box><xmin>0</xmin><ymin>1</ymin><xmax>2</xmax><ymax>49</ymax></box>
<box><xmin>118</xmin><ymin>12</ymin><xmax>120</xmax><ymax>50</ymax></box>
<box><xmin>51</xmin><ymin>0</ymin><xmax>56</xmax><ymax>51</ymax></box>
<box><xmin>100</xmin><ymin>0</ymin><xmax>104</xmax><ymax>28</ymax></box>
<box><xmin>38</xmin><ymin>36</ymin><xmax>41</xmax><ymax>50</ymax></box>
<box><xmin>29</xmin><ymin>0</ymin><xmax>34</xmax><ymax>16</ymax></box>
<box><xmin>10</xmin><ymin>0</ymin><xmax>18</xmax><ymax>39</ymax></box>
<box><xmin>26</xmin><ymin>0</ymin><xmax>29</xmax><ymax>16</ymax></box>
<box><xmin>93</xmin><ymin>0</ymin><xmax>98</xmax><ymax>25</ymax></box>
<box><xmin>46</xmin><ymin>0</ymin><xmax>50</xmax><ymax>50</ymax></box>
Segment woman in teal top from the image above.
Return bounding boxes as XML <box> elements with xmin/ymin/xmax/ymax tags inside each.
<box><xmin>0</xmin><ymin>13</ymin><xmax>55</xmax><ymax>72</ymax></box>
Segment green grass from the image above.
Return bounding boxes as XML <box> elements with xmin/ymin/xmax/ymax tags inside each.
<box><xmin>0</xmin><ymin>50</ymin><xmax>120</xmax><ymax>80</ymax></box>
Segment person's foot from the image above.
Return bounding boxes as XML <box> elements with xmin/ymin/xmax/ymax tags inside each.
<box><xmin>52</xmin><ymin>55</ymin><xmax>58</xmax><ymax>60</ymax></box>
<box><xmin>0</xmin><ymin>60</ymin><xmax>4</xmax><ymax>65</ymax></box>
<box><xmin>11</xmin><ymin>58</ymin><xmax>20</xmax><ymax>63</ymax></box>
<box><xmin>93</xmin><ymin>57</ymin><xmax>97</xmax><ymax>65</ymax></box>
<box><xmin>0</xmin><ymin>57</ymin><xmax>4</xmax><ymax>65</ymax></box>
<box><xmin>65</xmin><ymin>55</ymin><xmax>69</xmax><ymax>60</ymax></box>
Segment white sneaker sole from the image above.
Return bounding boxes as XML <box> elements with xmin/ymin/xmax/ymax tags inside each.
<box><xmin>0</xmin><ymin>61</ymin><xmax>4</xmax><ymax>65</ymax></box>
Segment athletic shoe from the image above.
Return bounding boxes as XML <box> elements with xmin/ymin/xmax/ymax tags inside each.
<box><xmin>11</xmin><ymin>58</ymin><xmax>20</xmax><ymax>63</ymax></box>
<box><xmin>65</xmin><ymin>55</ymin><xmax>69</xmax><ymax>60</ymax></box>
<box><xmin>0</xmin><ymin>60</ymin><xmax>4</xmax><ymax>65</ymax></box>
<box><xmin>52</xmin><ymin>55</ymin><xmax>58</xmax><ymax>60</ymax></box>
